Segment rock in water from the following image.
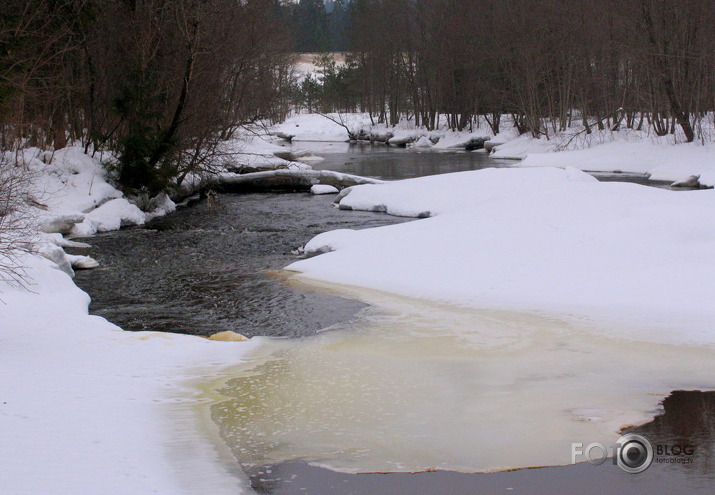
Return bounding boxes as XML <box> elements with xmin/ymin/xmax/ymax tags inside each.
<box><xmin>66</xmin><ymin>255</ymin><xmax>100</xmax><ymax>270</ymax></box>
<box><xmin>311</xmin><ymin>184</ymin><xmax>339</xmax><ymax>195</ymax></box>
<box><xmin>208</xmin><ymin>331</ymin><xmax>249</xmax><ymax>342</ymax></box>
<box><xmin>671</xmin><ymin>175</ymin><xmax>700</xmax><ymax>188</ymax></box>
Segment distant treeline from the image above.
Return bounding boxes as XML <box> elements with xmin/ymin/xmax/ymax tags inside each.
<box><xmin>285</xmin><ymin>0</ymin><xmax>353</xmax><ymax>52</ymax></box>
<box><xmin>302</xmin><ymin>0</ymin><xmax>714</xmax><ymax>142</ymax></box>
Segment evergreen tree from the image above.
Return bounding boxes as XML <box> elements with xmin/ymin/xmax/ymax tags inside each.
<box><xmin>294</xmin><ymin>0</ymin><xmax>329</xmax><ymax>52</ymax></box>
<box><xmin>328</xmin><ymin>0</ymin><xmax>350</xmax><ymax>51</ymax></box>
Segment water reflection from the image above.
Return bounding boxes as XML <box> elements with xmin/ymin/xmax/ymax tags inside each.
<box><xmin>629</xmin><ymin>390</ymin><xmax>715</xmax><ymax>482</ymax></box>
<box><xmin>289</xmin><ymin>141</ymin><xmax>515</xmax><ymax>180</ymax></box>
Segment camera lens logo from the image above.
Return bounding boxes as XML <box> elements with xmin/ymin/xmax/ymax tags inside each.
<box><xmin>616</xmin><ymin>433</ymin><xmax>653</xmax><ymax>474</ymax></box>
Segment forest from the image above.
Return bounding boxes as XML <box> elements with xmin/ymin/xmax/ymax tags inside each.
<box><xmin>318</xmin><ymin>0</ymin><xmax>714</xmax><ymax>141</ymax></box>
<box><xmin>1</xmin><ymin>0</ymin><xmax>713</xmax><ymax>195</ymax></box>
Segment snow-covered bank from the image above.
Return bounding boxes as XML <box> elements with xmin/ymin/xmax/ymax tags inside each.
<box><xmin>493</xmin><ymin>134</ymin><xmax>715</xmax><ymax>187</ymax></box>
<box><xmin>288</xmin><ymin>167</ymin><xmax>715</xmax><ymax>343</ymax></box>
<box><xmin>0</xmin><ymin>253</ymin><xmax>258</xmax><ymax>493</ymax></box>
<box><xmin>2</xmin><ymin>142</ymin><xmax>290</xmax><ymax>493</ymax></box>
<box><xmin>271</xmin><ymin>113</ymin><xmax>715</xmax><ymax>186</ymax></box>
<box><xmin>22</xmin><ymin>147</ymin><xmax>173</xmax><ymax>241</ymax></box>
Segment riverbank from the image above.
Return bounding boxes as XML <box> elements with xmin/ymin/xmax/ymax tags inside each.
<box><xmin>0</xmin><ymin>252</ymin><xmax>263</xmax><ymax>493</ymax></box>
<box><xmin>0</xmin><ymin>145</ymin><xmax>274</xmax><ymax>493</ymax></box>
<box><xmin>272</xmin><ymin>113</ymin><xmax>715</xmax><ymax>186</ymax></box>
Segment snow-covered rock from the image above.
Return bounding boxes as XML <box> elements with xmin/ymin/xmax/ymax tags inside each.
<box><xmin>412</xmin><ymin>136</ymin><xmax>433</xmax><ymax>148</ymax></box>
<box><xmin>310</xmin><ymin>184</ymin><xmax>339</xmax><ymax>195</ymax></box>
<box><xmin>145</xmin><ymin>193</ymin><xmax>177</xmax><ymax>222</ymax></box>
<box><xmin>66</xmin><ymin>254</ymin><xmax>100</xmax><ymax>270</ymax></box>
<box><xmin>72</xmin><ymin>198</ymin><xmax>145</xmax><ymax>236</ymax></box>
<box><xmin>207</xmin><ymin>331</ymin><xmax>249</xmax><ymax>342</ymax></box>
<box><xmin>38</xmin><ymin>213</ymin><xmax>85</xmax><ymax>235</ymax></box>
<box><xmin>431</xmin><ymin>133</ymin><xmax>491</xmax><ymax>150</ymax></box>
<box><xmin>388</xmin><ymin>133</ymin><xmax>420</xmax><ymax>146</ymax></box>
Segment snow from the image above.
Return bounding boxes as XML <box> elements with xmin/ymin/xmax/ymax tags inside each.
<box><xmin>490</xmin><ymin>133</ymin><xmax>555</xmax><ymax>159</ymax></box>
<box><xmin>221</xmin><ymin>132</ymin><xmax>312</xmax><ymax>172</ymax></box>
<box><xmin>145</xmin><ymin>193</ymin><xmax>177</xmax><ymax>222</ymax></box>
<box><xmin>487</xmin><ymin>128</ymin><xmax>715</xmax><ymax>186</ymax></box>
<box><xmin>293</xmin><ymin>53</ymin><xmax>347</xmax><ymax>83</ymax></box>
<box><xmin>272</xmin><ymin>113</ymin><xmax>715</xmax><ymax>186</ymax></box>
<box><xmin>412</xmin><ymin>136</ymin><xmax>433</xmax><ymax>148</ymax></box>
<box><xmin>4</xmin><ymin>114</ymin><xmax>714</xmax><ymax>489</ymax></box>
<box><xmin>1</xmin><ymin>144</ymin><xmax>270</xmax><ymax>493</ymax></box>
<box><xmin>310</xmin><ymin>184</ymin><xmax>339</xmax><ymax>195</ymax></box>
<box><xmin>430</xmin><ymin>132</ymin><xmax>490</xmax><ymax>150</ymax></box>
<box><xmin>74</xmin><ymin>197</ymin><xmax>146</xmax><ymax>234</ymax></box>
<box><xmin>17</xmin><ymin>147</ymin><xmax>152</xmax><ymax>240</ymax></box>
<box><xmin>289</xmin><ymin>167</ymin><xmax>715</xmax><ymax>344</ymax></box>
<box><xmin>515</xmin><ymin>141</ymin><xmax>715</xmax><ymax>186</ymax></box>
<box><xmin>29</xmin><ymin>147</ymin><xmax>123</xmax><ymax>215</ymax></box>
<box><xmin>271</xmin><ymin>113</ymin><xmax>368</xmax><ymax>142</ymax></box>
<box><xmin>0</xmin><ymin>253</ymin><xmax>256</xmax><ymax>494</ymax></box>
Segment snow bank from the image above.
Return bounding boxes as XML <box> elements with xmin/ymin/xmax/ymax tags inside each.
<box><xmin>2</xmin><ymin>144</ymin><xmax>272</xmax><ymax>492</ymax></box>
<box><xmin>272</xmin><ymin>113</ymin><xmax>369</xmax><ymax>142</ymax></box>
<box><xmin>517</xmin><ymin>141</ymin><xmax>715</xmax><ymax>186</ymax></box>
<box><xmin>28</xmin><ymin>147</ymin><xmax>123</xmax><ymax>215</ymax></box>
<box><xmin>489</xmin><ymin>129</ymin><xmax>715</xmax><ymax>186</ymax></box>
<box><xmin>0</xmin><ymin>253</ymin><xmax>256</xmax><ymax>494</ymax></box>
<box><xmin>270</xmin><ymin>114</ymin><xmax>495</xmax><ymax>150</ymax></box>
<box><xmin>288</xmin><ymin>167</ymin><xmax>715</xmax><ymax>343</ymax></box>
<box><xmin>491</xmin><ymin>134</ymin><xmax>555</xmax><ymax>159</ymax></box>
<box><xmin>19</xmin><ymin>147</ymin><xmax>152</xmax><ymax>239</ymax></box>
<box><xmin>221</xmin><ymin>132</ymin><xmax>312</xmax><ymax>172</ymax></box>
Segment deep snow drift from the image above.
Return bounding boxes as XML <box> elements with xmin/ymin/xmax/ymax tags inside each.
<box><xmin>288</xmin><ymin>167</ymin><xmax>715</xmax><ymax>342</ymax></box>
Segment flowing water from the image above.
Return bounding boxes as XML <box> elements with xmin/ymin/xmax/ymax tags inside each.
<box><xmin>72</xmin><ymin>146</ymin><xmax>506</xmax><ymax>336</ymax></box>
<box><xmin>70</xmin><ymin>143</ymin><xmax>714</xmax><ymax>493</ymax></box>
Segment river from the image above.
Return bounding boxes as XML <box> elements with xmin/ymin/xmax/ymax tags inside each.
<box><xmin>70</xmin><ymin>143</ymin><xmax>714</xmax><ymax>494</ymax></box>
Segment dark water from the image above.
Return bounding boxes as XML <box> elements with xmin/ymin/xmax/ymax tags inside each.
<box><xmin>248</xmin><ymin>390</ymin><xmax>715</xmax><ymax>494</ymax></box>
<box><xmin>71</xmin><ymin>194</ymin><xmax>408</xmax><ymax>337</ymax></box>
<box><xmin>288</xmin><ymin>141</ymin><xmax>515</xmax><ymax>180</ymax></box>
<box><xmin>71</xmin><ymin>145</ymin><xmax>508</xmax><ymax>337</ymax></box>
